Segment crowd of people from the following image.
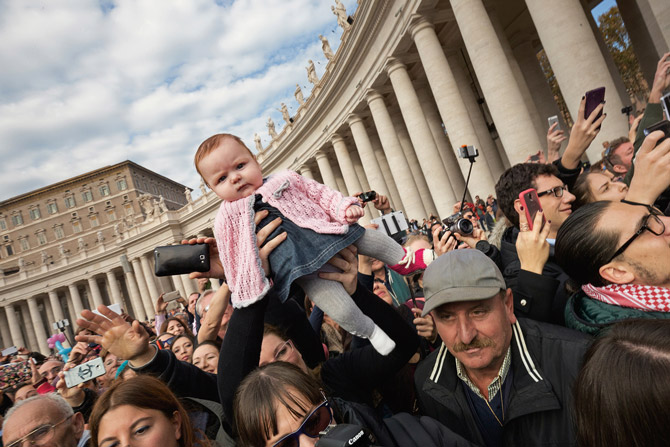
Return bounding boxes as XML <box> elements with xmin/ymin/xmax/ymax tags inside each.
<box><xmin>0</xmin><ymin>52</ymin><xmax>669</xmax><ymax>447</ymax></box>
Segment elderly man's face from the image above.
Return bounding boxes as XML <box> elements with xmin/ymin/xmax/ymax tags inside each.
<box><xmin>599</xmin><ymin>202</ymin><xmax>670</xmax><ymax>286</ymax></box>
<box><xmin>432</xmin><ymin>290</ymin><xmax>516</xmax><ymax>377</ymax></box>
<box><xmin>38</xmin><ymin>360</ymin><xmax>64</xmax><ymax>382</ymax></box>
<box><xmin>3</xmin><ymin>399</ymin><xmax>84</xmax><ymax>447</ymax></box>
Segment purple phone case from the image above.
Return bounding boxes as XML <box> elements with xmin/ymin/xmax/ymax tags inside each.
<box><xmin>584</xmin><ymin>87</ymin><xmax>606</xmax><ymax>122</ymax></box>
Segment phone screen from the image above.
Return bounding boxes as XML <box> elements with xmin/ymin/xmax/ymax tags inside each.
<box><xmin>519</xmin><ymin>189</ymin><xmax>545</xmax><ymax>231</ymax></box>
<box><xmin>584</xmin><ymin>87</ymin><xmax>606</xmax><ymax>128</ymax></box>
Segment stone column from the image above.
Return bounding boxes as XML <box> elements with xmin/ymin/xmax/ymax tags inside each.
<box><xmin>524</xmin><ymin>0</ymin><xmax>630</xmax><ymax>160</ymax></box>
<box><xmin>646</xmin><ymin>0</ymin><xmax>670</xmax><ymax>48</ymax></box>
<box><xmin>4</xmin><ymin>305</ymin><xmax>25</xmax><ymax>348</ymax></box>
<box><xmin>511</xmin><ymin>38</ymin><xmax>568</xmax><ymax>145</ymax></box>
<box><xmin>122</xmin><ymin>269</ymin><xmax>147</xmax><ymax>322</ymax></box>
<box><xmin>298</xmin><ymin>165</ymin><xmax>315</xmax><ymax>180</ymax></box>
<box><xmin>64</xmin><ymin>288</ymin><xmax>78</xmax><ymax>328</ymax></box>
<box><xmin>416</xmin><ymin>87</ymin><xmax>467</xmax><ymax>197</ymax></box>
<box><xmin>331</xmin><ymin>162</ymin><xmax>348</xmax><ymax>195</ymax></box>
<box><xmin>131</xmin><ymin>258</ymin><xmax>155</xmax><ymax>319</ymax></box>
<box><xmin>106</xmin><ymin>271</ymin><xmax>123</xmax><ymax>305</ymax></box>
<box><xmin>447</xmin><ymin>54</ymin><xmax>506</xmax><ymax>180</ymax></box>
<box><xmin>44</xmin><ymin>298</ymin><xmax>55</xmax><ymax>333</ymax></box>
<box><xmin>366</xmin><ymin>89</ymin><xmax>426</xmax><ymax>220</ymax></box>
<box><xmin>448</xmin><ymin>1</ymin><xmax>545</xmax><ymax>164</ymax></box>
<box><xmin>0</xmin><ymin>309</ymin><xmax>12</xmax><ymax>349</ymax></box>
<box><xmin>87</xmin><ymin>277</ymin><xmax>104</xmax><ymax>310</ymax></box>
<box><xmin>370</xmin><ymin>133</ymin><xmax>403</xmax><ymax>211</ymax></box>
<box><xmin>409</xmin><ymin>18</ymin><xmax>497</xmax><ymax>198</ymax></box>
<box><xmin>67</xmin><ymin>284</ymin><xmax>85</xmax><ymax>321</ymax></box>
<box><xmin>170</xmin><ymin>274</ymin><xmax>187</xmax><ymax>299</ymax></box>
<box><xmin>314</xmin><ymin>151</ymin><xmax>338</xmax><ymax>191</ymax></box>
<box><xmin>20</xmin><ymin>302</ymin><xmax>39</xmax><ymax>352</ymax></box>
<box><xmin>617</xmin><ymin>0</ymin><xmax>664</xmax><ymax>85</ymax></box>
<box><xmin>140</xmin><ymin>255</ymin><xmax>160</xmax><ymax>301</ymax></box>
<box><xmin>331</xmin><ymin>134</ymin><xmax>370</xmax><ymax>222</ymax></box>
<box><xmin>391</xmin><ymin>111</ymin><xmax>440</xmax><ymax>216</ymax></box>
<box><xmin>347</xmin><ymin>114</ymin><xmax>391</xmax><ymax>199</ymax></box>
<box><xmin>48</xmin><ymin>290</ymin><xmax>65</xmax><ymax>323</ymax></box>
<box><xmin>386</xmin><ymin>58</ymin><xmax>456</xmax><ymax>218</ymax></box>
<box><xmin>180</xmin><ymin>274</ymin><xmax>198</xmax><ymax>297</ymax></box>
<box><xmin>27</xmin><ymin>297</ymin><xmax>49</xmax><ymax>354</ymax></box>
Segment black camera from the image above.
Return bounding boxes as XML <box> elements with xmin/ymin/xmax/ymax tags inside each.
<box><xmin>357</xmin><ymin>191</ymin><xmax>377</xmax><ymax>203</ymax></box>
<box><xmin>317</xmin><ymin>424</ymin><xmax>377</xmax><ymax>447</ymax></box>
<box><xmin>438</xmin><ymin>212</ymin><xmax>474</xmax><ymax>240</ymax></box>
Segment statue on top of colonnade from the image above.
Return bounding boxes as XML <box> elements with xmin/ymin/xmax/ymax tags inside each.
<box><xmin>267</xmin><ymin>117</ymin><xmax>278</xmax><ymax>139</ymax></box>
<box><xmin>319</xmin><ymin>35</ymin><xmax>334</xmax><ymax>60</ymax></box>
<box><xmin>295</xmin><ymin>84</ymin><xmax>305</xmax><ymax>106</ymax></box>
<box><xmin>278</xmin><ymin>103</ymin><xmax>292</xmax><ymax>125</ymax></box>
<box><xmin>306</xmin><ymin>60</ymin><xmax>319</xmax><ymax>85</ymax></box>
<box><xmin>332</xmin><ymin>0</ymin><xmax>350</xmax><ymax>31</ymax></box>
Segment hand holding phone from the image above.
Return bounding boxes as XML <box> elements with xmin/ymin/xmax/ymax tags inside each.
<box><xmin>584</xmin><ymin>87</ymin><xmax>606</xmax><ymax>129</ymax></box>
<box><xmin>63</xmin><ymin>357</ymin><xmax>105</xmax><ymax>388</ymax></box>
<box><xmin>518</xmin><ymin>189</ymin><xmax>546</xmax><ymax>231</ymax></box>
<box><xmin>154</xmin><ymin>244</ymin><xmax>210</xmax><ymax>277</ymax></box>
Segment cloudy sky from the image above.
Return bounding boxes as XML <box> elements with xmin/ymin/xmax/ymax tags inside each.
<box><xmin>0</xmin><ymin>0</ymin><xmax>357</xmax><ymax>201</ymax></box>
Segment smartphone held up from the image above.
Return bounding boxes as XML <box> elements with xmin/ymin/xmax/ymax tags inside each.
<box><xmin>519</xmin><ymin>189</ymin><xmax>546</xmax><ymax>231</ymax></box>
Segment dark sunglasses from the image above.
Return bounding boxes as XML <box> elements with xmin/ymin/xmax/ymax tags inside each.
<box><xmin>273</xmin><ymin>395</ymin><xmax>333</xmax><ymax>447</ymax></box>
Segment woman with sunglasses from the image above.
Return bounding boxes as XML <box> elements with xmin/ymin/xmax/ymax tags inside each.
<box><xmin>234</xmin><ymin>361</ymin><xmax>475</xmax><ymax>447</ymax></box>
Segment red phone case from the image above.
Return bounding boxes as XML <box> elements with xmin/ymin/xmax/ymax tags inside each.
<box><xmin>519</xmin><ymin>188</ymin><xmax>546</xmax><ymax>231</ymax></box>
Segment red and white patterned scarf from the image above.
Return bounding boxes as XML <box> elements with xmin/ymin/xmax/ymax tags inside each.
<box><xmin>582</xmin><ymin>283</ymin><xmax>670</xmax><ymax>312</ymax></box>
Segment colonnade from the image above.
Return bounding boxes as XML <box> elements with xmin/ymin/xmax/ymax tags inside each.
<box><xmin>1</xmin><ymin>249</ymin><xmax>201</xmax><ymax>353</ymax></box>
<box><xmin>280</xmin><ymin>0</ymin><xmax>649</xmax><ymax>220</ymax></box>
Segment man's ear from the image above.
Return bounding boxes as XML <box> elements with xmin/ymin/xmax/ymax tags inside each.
<box><xmin>72</xmin><ymin>412</ymin><xmax>85</xmax><ymax>439</ymax></box>
<box><xmin>512</xmin><ymin>198</ymin><xmax>522</xmax><ymax>215</ymax></box>
<box><xmin>599</xmin><ymin>262</ymin><xmax>636</xmax><ymax>284</ymax></box>
<box><xmin>503</xmin><ymin>289</ymin><xmax>517</xmax><ymax>324</ymax></box>
<box><xmin>612</xmin><ymin>164</ymin><xmax>627</xmax><ymax>174</ymax></box>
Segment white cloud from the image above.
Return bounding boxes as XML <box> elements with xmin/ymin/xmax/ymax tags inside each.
<box><xmin>0</xmin><ymin>0</ymin><xmax>357</xmax><ymax>201</ymax></box>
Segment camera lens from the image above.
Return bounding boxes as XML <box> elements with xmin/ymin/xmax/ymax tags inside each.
<box><xmin>457</xmin><ymin>219</ymin><xmax>473</xmax><ymax>235</ymax></box>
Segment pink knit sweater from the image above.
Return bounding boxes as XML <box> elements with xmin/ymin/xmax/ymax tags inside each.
<box><xmin>214</xmin><ymin>170</ymin><xmax>360</xmax><ymax>308</ymax></box>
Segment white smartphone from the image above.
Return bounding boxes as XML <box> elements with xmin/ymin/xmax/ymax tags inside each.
<box><xmin>548</xmin><ymin>115</ymin><xmax>560</xmax><ymax>131</ymax></box>
<box><xmin>1</xmin><ymin>347</ymin><xmax>18</xmax><ymax>357</ymax></box>
<box><xmin>163</xmin><ymin>291</ymin><xmax>181</xmax><ymax>302</ymax></box>
<box><xmin>64</xmin><ymin>357</ymin><xmax>105</xmax><ymax>388</ymax></box>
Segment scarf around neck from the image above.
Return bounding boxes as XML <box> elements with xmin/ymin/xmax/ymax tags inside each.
<box><xmin>582</xmin><ymin>283</ymin><xmax>670</xmax><ymax>312</ymax></box>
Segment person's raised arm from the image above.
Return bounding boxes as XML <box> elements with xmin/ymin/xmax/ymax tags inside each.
<box><xmin>561</xmin><ymin>96</ymin><xmax>607</xmax><ymax>170</ymax></box>
<box><xmin>196</xmin><ymin>285</ymin><xmax>231</xmax><ymax>343</ymax></box>
<box><xmin>625</xmin><ymin>131</ymin><xmax>670</xmax><ymax>205</ymax></box>
<box><xmin>648</xmin><ymin>52</ymin><xmax>670</xmax><ymax>105</ymax></box>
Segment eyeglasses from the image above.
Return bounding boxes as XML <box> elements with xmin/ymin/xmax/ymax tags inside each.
<box><xmin>272</xmin><ymin>394</ymin><xmax>333</xmax><ymax>447</ymax></box>
<box><xmin>606</xmin><ymin>210</ymin><xmax>666</xmax><ymax>264</ymax></box>
<box><xmin>6</xmin><ymin>415</ymin><xmax>73</xmax><ymax>447</ymax></box>
<box><xmin>537</xmin><ymin>185</ymin><xmax>569</xmax><ymax>198</ymax></box>
<box><xmin>273</xmin><ymin>340</ymin><xmax>295</xmax><ymax>362</ymax></box>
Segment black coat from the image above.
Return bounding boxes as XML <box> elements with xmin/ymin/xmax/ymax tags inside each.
<box><xmin>414</xmin><ymin>318</ymin><xmax>591</xmax><ymax>446</ymax></box>
<box><xmin>499</xmin><ymin>226</ymin><xmax>570</xmax><ymax>325</ymax></box>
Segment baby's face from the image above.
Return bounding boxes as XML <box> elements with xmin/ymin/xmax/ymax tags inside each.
<box><xmin>199</xmin><ymin>138</ymin><xmax>264</xmax><ymax>201</ymax></box>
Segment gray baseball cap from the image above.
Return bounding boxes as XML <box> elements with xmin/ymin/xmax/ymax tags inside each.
<box><xmin>422</xmin><ymin>249</ymin><xmax>506</xmax><ymax>316</ymax></box>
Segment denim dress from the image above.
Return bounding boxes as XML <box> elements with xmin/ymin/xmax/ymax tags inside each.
<box><xmin>254</xmin><ymin>194</ymin><xmax>365</xmax><ymax>303</ymax></box>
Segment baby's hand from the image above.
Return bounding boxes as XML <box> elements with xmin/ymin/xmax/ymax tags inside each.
<box><xmin>345</xmin><ymin>205</ymin><xmax>364</xmax><ymax>223</ymax></box>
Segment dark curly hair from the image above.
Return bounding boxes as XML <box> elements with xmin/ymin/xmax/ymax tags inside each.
<box><xmin>494</xmin><ymin>163</ymin><xmax>559</xmax><ymax>228</ymax></box>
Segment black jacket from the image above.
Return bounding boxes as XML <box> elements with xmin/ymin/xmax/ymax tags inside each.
<box><xmin>332</xmin><ymin>397</ymin><xmax>478</xmax><ymax>447</ymax></box>
<box><xmin>500</xmin><ymin>227</ymin><xmax>570</xmax><ymax>325</ymax></box>
<box><xmin>414</xmin><ymin>318</ymin><xmax>591</xmax><ymax>446</ymax></box>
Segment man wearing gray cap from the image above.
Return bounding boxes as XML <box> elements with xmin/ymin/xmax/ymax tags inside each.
<box><xmin>414</xmin><ymin>250</ymin><xmax>591</xmax><ymax>446</ymax></box>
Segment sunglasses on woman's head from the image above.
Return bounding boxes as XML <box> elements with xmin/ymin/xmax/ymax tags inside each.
<box><xmin>273</xmin><ymin>394</ymin><xmax>333</xmax><ymax>447</ymax></box>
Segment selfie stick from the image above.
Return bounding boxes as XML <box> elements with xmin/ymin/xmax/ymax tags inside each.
<box><xmin>458</xmin><ymin>146</ymin><xmax>478</xmax><ymax>215</ymax></box>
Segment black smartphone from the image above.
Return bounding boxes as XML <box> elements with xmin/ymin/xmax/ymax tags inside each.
<box><xmin>643</xmin><ymin>120</ymin><xmax>670</xmax><ymax>144</ymax></box>
<box><xmin>584</xmin><ymin>87</ymin><xmax>606</xmax><ymax>128</ymax></box>
<box><xmin>662</xmin><ymin>93</ymin><xmax>670</xmax><ymax>120</ymax></box>
<box><xmin>154</xmin><ymin>244</ymin><xmax>210</xmax><ymax>277</ymax></box>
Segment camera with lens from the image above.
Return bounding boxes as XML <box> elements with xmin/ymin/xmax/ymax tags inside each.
<box><xmin>317</xmin><ymin>424</ymin><xmax>377</xmax><ymax>447</ymax></box>
<box><xmin>438</xmin><ymin>212</ymin><xmax>474</xmax><ymax>240</ymax></box>
<box><xmin>357</xmin><ymin>191</ymin><xmax>377</xmax><ymax>203</ymax></box>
